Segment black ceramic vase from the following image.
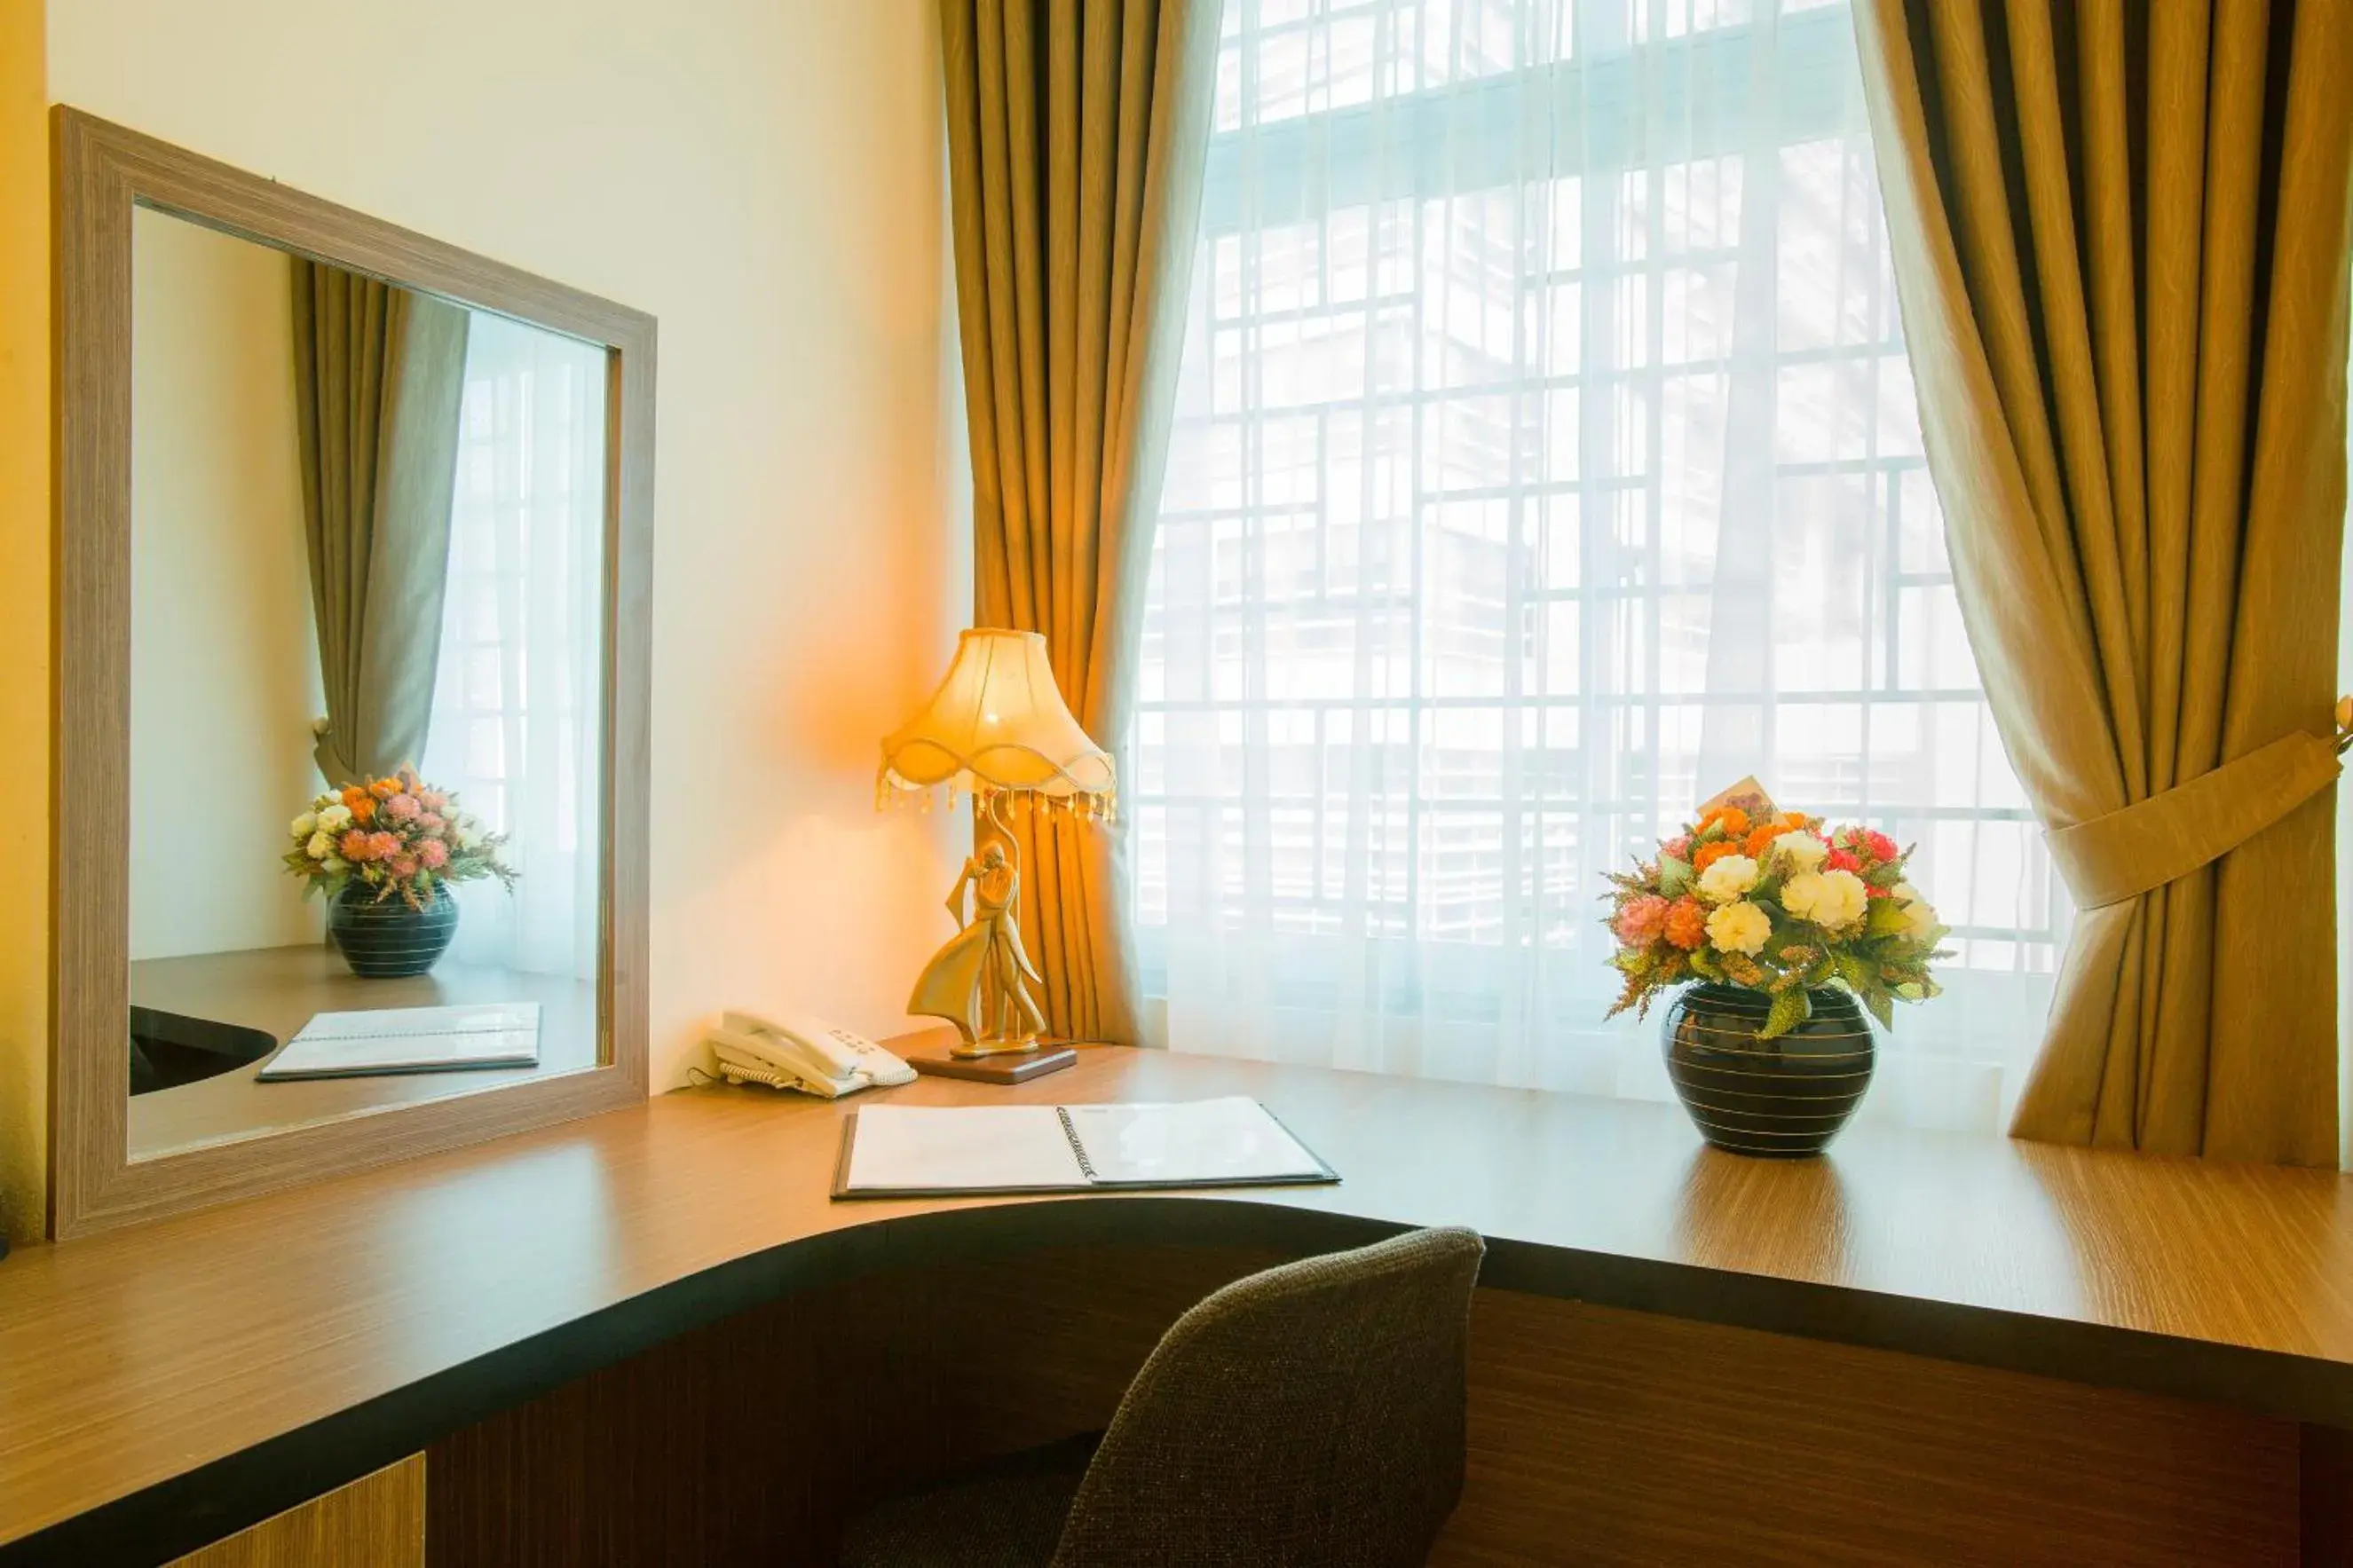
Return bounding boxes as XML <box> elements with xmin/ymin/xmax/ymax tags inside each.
<box><xmin>1661</xmin><ymin>982</ymin><xmax>1875</xmax><ymax>1157</ymax></box>
<box><xmin>328</xmin><ymin>883</ymin><xmax>460</xmax><ymax>979</ymax></box>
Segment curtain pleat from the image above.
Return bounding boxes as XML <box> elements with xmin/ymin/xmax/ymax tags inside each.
<box><xmin>1853</xmin><ymin>0</ymin><xmax>2353</xmax><ymax>1162</ymax></box>
<box><xmin>291</xmin><ymin>261</ymin><xmax>469</xmax><ymax>787</ymax></box>
<box><xmin>939</xmin><ymin>0</ymin><xmax>1221</xmax><ymax>1043</ymax></box>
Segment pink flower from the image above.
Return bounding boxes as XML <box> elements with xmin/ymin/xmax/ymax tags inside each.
<box><xmin>339</xmin><ymin>829</ymin><xmax>375</xmax><ymax>862</ymax></box>
<box><xmin>389</xmin><ymin>854</ymin><xmax>419</xmax><ymax>879</ymax></box>
<box><xmin>367</xmin><ymin>831</ymin><xmax>401</xmax><ymax>862</ymax></box>
<box><xmin>416</xmin><ymin>839</ymin><xmax>449</xmax><ymax>870</ymax></box>
<box><xmin>384</xmin><ymin>793</ymin><xmax>422</xmax><ymax>822</ymax></box>
<box><xmin>1661</xmin><ymin>836</ymin><xmax>1692</xmax><ymax>863</ymax></box>
<box><xmin>1614</xmin><ymin>894</ymin><xmax>1670</xmax><ymax>947</ymax></box>
<box><xmin>419</xmin><ymin>791</ymin><xmax>449</xmax><ymax>812</ymax></box>
<box><xmin>417</xmin><ymin>813</ymin><xmax>446</xmax><ymax>837</ymax></box>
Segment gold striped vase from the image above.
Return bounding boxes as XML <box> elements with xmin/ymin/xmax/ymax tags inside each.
<box><xmin>328</xmin><ymin>883</ymin><xmax>461</xmax><ymax>980</ymax></box>
<box><xmin>1661</xmin><ymin>982</ymin><xmax>1875</xmax><ymax>1158</ymax></box>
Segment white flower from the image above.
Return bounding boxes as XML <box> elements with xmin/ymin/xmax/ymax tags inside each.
<box><xmin>319</xmin><ymin>803</ymin><xmax>353</xmax><ymax>832</ymax></box>
<box><xmin>1888</xmin><ymin>882</ymin><xmax>1940</xmax><ymax>943</ymax></box>
<box><xmin>1898</xmin><ymin>898</ymin><xmax>1940</xmax><ymax>942</ymax></box>
<box><xmin>290</xmin><ymin>811</ymin><xmax>318</xmax><ymax>839</ymax></box>
<box><xmin>1705</xmin><ymin>900</ymin><xmax>1772</xmax><ymax>956</ymax></box>
<box><xmin>305</xmin><ymin>830</ymin><xmax>335</xmax><ymax>860</ymax></box>
<box><xmin>1770</xmin><ymin>831</ymin><xmax>1826</xmax><ymax>872</ymax></box>
<box><xmin>454</xmin><ymin>822</ymin><xmax>481</xmax><ymax>850</ymax></box>
<box><xmin>1696</xmin><ymin>854</ymin><xmax>1760</xmax><ymax>905</ymax></box>
<box><xmin>1783</xmin><ymin>868</ymin><xmax>1869</xmax><ymax>932</ymax></box>
<box><xmin>321</xmin><ymin>855</ymin><xmax>348</xmax><ymax>874</ymax></box>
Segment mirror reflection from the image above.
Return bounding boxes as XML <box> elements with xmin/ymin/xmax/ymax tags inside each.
<box><xmin>124</xmin><ymin>205</ymin><xmax>608</xmax><ymax>1158</ymax></box>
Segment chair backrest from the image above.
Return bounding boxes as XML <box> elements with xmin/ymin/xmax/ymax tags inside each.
<box><xmin>1050</xmin><ymin>1226</ymin><xmax>1486</xmax><ymax>1568</ymax></box>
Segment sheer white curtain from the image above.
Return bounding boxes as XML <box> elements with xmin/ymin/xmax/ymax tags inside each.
<box><xmin>422</xmin><ymin>311</ymin><xmax>605</xmax><ymax>979</ymax></box>
<box><xmin>1134</xmin><ymin>0</ymin><xmax>2066</xmax><ymax>1133</ymax></box>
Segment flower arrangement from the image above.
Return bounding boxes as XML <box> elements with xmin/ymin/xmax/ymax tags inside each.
<box><xmin>1603</xmin><ymin>788</ymin><xmax>1947</xmax><ymax>1038</ymax></box>
<box><xmin>281</xmin><ymin>768</ymin><xmax>515</xmax><ymax>911</ymax></box>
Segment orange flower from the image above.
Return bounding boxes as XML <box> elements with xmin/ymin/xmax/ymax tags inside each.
<box><xmin>369</xmin><ymin>777</ymin><xmax>402</xmax><ymax>800</ymax></box>
<box><xmin>1693</xmin><ymin>840</ymin><xmax>1741</xmax><ymax>874</ymax></box>
<box><xmin>1700</xmin><ymin>805</ymin><xmax>1749</xmax><ymax>838</ymax></box>
<box><xmin>1741</xmin><ymin>823</ymin><xmax>1783</xmax><ymax>859</ymax></box>
<box><xmin>350</xmin><ymin>795</ymin><xmax>376</xmax><ymax>824</ymax></box>
<box><xmin>1663</xmin><ymin>897</ymin><xmax>1709</xmax><ymax>951</ymax></box>
<box><xmin>341</xmin><ymin>785</ymin><xmax>369</xmax><ymax>810</ymax></box>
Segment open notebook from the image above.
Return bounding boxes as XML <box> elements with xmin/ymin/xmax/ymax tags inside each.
<box><xmin>256</xmin><ymin>1002</ymin><xmax>541</xmax><ymax>1082</ymax></box>
<box><xmin>832</xmin><ymin>1098</ymin><xmax>1338</xmax><ymax>1199</ymax></box>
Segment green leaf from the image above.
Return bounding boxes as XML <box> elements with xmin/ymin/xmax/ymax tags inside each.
<box><xmin>1761</xmin><ymin>988</ymin><xmax>1811</xmax><ymax>1039</ymax></box>
<box><xmin>1864</xmin><ymin>989</ymin><xmax>1896</xmax><ymax>1029</ymax></box>
<box><xmin>1657</xmin><ymin>856</ymin><xmax>1693</xmax><ymax>896</ymax></box>
<box><xmin>1865</xmin><ymin>899</ymin><xmax>1910</xmax><ymax>938</ymax></box>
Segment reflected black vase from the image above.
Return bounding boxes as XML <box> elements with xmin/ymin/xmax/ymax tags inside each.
<box><xmin>1662</xmin><ymin>982</ymin><xmax>1875</xmax><ymax>1158</ymax></box>
<box><xmin>328</xmin><ymin>883</ymin><xmax>459</xmax><ymax>979</ymax></box>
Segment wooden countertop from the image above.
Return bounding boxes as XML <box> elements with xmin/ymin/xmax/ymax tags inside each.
<box><xmin>3</xmin><ymin>1038</ymin><xmax>2349</xmax><ymax>1562</ymax></box>
<box><xmin>127</xmin><ymin>945</ymin><xmax>599</xmax><ymax>1159</ymax></box>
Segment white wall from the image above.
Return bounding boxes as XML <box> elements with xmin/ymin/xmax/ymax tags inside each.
<box><xmin>126</xmin><ymin>209</ymin><xmax>324</xmax><ymax>959</ymax></box>
<box><xmin>49</xmin><ymin>0</ymin><xmax>968</xmax><ymax>1091</ymax></box>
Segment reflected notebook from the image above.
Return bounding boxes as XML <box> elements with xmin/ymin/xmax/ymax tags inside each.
<box><xmin>832</xmin><ymin>1098</ymin><xmax>1339</xmax><ymax>1199</ymax></box>
<box><xmin>257</xmin><ymin>1003</ymin><xmax>542</xmax><ymax>1081</ymax></box>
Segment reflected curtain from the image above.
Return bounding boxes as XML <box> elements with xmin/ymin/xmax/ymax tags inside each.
<box><xmin>420</xmin><ymin>314</ymin><xmax>607</xmax><ymax>979</ymax></box>
<box><xmin>938</xmin><ymin>0</ymin><xmax>1223</xmax><ymax>1043</ymax></box>
<box><xmin>1854</xmin><ymin>1</ymin><xmax>2353</xmax><ymax>1162</ymax></box>
<box><xmin>292</xmin><ymin>261</ymin><xmax>469</xmax><ymax>787</ymax></box>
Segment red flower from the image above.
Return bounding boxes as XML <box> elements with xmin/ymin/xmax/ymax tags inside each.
<box><xmin>1837</xmin><ymin>826</ymin><xmax>1899</xmax><ymax>863</ymax></box>
<box><xmin>1826</xmin><ymin>847</ymin><xmax>1861</xmax><ymax>874</ymax></box>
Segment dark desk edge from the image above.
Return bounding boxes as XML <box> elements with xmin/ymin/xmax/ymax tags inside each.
<box><xmin>5</xmin><ymin>1195</ymin><xmax>2348</xmax><ymax>1565</ymax></box>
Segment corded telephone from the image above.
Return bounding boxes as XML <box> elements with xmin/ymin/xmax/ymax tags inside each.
<box><xmin>705</xmin><ymin>1011</ymin><xmax>916</xmax><ymax>1099</ymax></box>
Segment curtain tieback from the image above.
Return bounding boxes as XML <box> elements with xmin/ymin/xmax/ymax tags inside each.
<box><xmin>2043</xmin><ymin>731</ymin><xmax>2341</xmax><ymax>910</ymax></box>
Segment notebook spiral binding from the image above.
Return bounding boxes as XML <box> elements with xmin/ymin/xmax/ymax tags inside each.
<box><xmin>1055</xmin><ymin>1106</ymin><xmax>1100</xmax><ymax>1182</ymax></box>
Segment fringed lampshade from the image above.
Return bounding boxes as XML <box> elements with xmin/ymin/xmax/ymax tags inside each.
<box><xmin>878</xmin><ymin>628</ymin><xmax>1115</xmax><ymax>819</ymax></box>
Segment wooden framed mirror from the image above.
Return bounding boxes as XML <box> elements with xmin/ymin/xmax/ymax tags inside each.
<box><xmin>49</xmin><ymin>108</ymin><xmax>653</xmax><ymax>1238</ymax></box>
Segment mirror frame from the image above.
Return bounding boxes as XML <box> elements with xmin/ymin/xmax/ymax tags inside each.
<box><xmin>49</xmin><ymin>107</ymin><xmax>654</xmax><ymax>1238</ymax></box>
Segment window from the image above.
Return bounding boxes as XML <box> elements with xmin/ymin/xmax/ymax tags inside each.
<box><xmin>1135</xmin><ymin>0</ymin><xmax>2065</xmax><ymax>1131</ymax></box>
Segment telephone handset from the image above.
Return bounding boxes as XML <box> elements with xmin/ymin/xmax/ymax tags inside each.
<box><xmin>706</xmin><ymin>1011</ymin><xmax>916</xmax><ymax>1099</ymax></box>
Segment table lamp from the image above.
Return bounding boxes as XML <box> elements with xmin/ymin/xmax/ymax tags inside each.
<box><xmin>879</xmin><ymin>628</ymin><xmax>1115</xmax><ymax>1081</ymax></box>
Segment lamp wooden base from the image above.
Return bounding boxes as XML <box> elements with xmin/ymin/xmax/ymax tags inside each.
<box><xmin>907</xmin><ymin>1044</ymin><xmax>1083</xmax><ymax>1085</ymax></box>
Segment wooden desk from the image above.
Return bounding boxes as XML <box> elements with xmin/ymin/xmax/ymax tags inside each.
<box><xmin>127</xmin><ymin>945</ymin><xmax>599</xmax><ymax>1160</ymax></box>
<box><xmin>2</xmin><ymin>1043</ymin><xmax>2349</xmax><ymax>1563</ymax></box>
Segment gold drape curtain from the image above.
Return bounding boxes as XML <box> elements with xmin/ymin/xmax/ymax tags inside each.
<box><xmin>292</xmin><ymin>261</ymin><xmax>470</xmax><ymax>788</ymax></box>
<box><xmin>938</xmin><ymin>0</ymin><xmax>1222</xmax><ymax>1044</ymax></box>
<box><xmin>1854</xmin><ymin>1</ymin><xmax>2353</xmax><ymax>1163</ymax></box>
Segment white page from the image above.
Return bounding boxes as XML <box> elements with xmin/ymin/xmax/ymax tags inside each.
<box><xmin>843</xmin><ymin>1105</ymin><xmax>1086</xmax><ymax>1193</ymax></box>
<box><xmin>258</xmin><ymin>1003</ymin><xmax>541</xmax><ymax>1079</ymax></box>
<box><xmin>288</xmin><ymin>1002</ymin><xmax>541</xmax><ymax>1040</ymax></box>
<box><xmin>1062</xmin><ymin>1098</ymin><xmax>1325</xmax><ymax>1185</ymax></box>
